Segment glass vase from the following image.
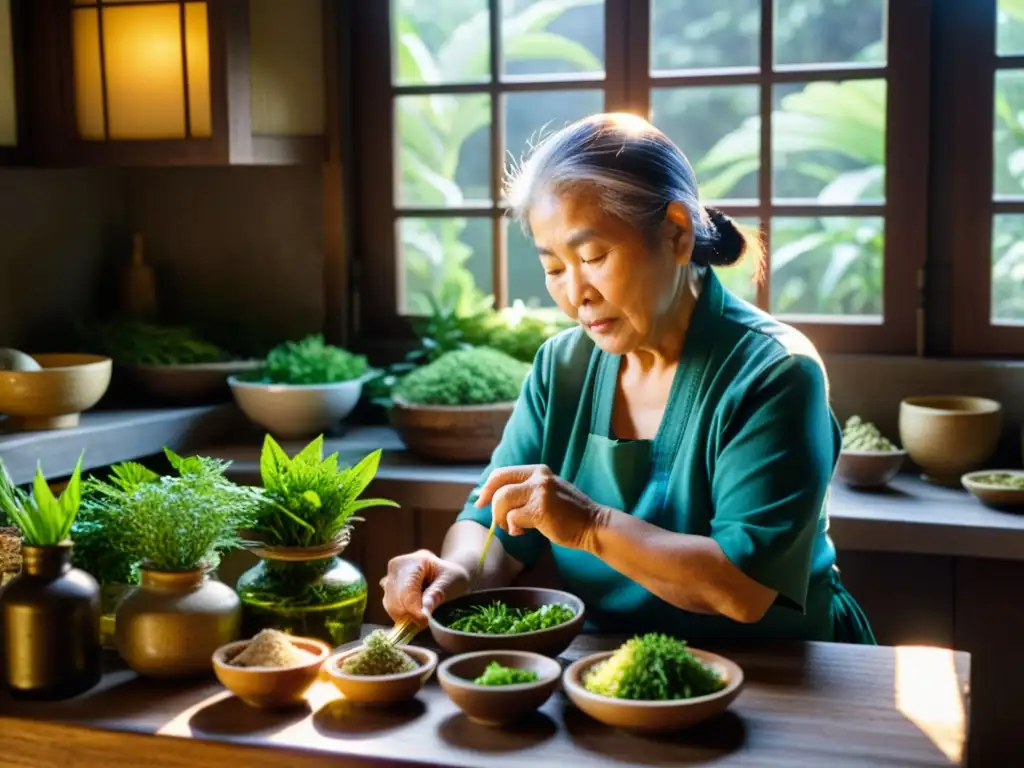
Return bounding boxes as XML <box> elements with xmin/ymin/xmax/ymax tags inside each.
<box><xmin>236</xmin><ymin>537</ymin><xmax>367</xmax><ymax>646</ymax></box>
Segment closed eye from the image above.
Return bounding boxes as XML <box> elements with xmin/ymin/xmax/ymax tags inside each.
<box><xmin>583</xmin><ymin>250</ymin><xmax>612</xmax><ymax>265</ymax></box>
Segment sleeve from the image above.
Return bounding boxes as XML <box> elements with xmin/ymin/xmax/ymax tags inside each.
<box><xmin>454</xmin><ymin>346</ymin><xmax>550</xmax><ymax>570</ymax></box>
<box><xmin>708</xmin><ymin>353</ymin><xmax>840</xmax><ymax>612</ymax></box>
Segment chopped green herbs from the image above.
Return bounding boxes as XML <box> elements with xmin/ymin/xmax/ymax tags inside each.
<box><xmin>392</xmin><ymin>348</ymin><xmax>530</xmax><ymax>406</ymax></box>
<box><xmin>841</xmin><ymin>415</ymin><xmax>899</xmax><ymax>452</ymax></box>
<box><xmin>446</xmin><ymin>601</ymin><xmax>576</xmax><ymax>635</ymax></box>
<box><xmin>583</xmin><ymin>634</ymin><xmax>726</xmax><ymax>701</ymax></box>
<box><xmin>341</xmin><ymin>630</ymin><xmax>417</xmax><ymax>676</ymax></box>
<box><xmin>472</xmin><ymin>661</ymin><xmax>539</xmax><ymax>686</ymax></box>
<box><xmin>970</xmin><ymin>472</ymin><xmax>1024</xmax><ymax>490</ymax></box>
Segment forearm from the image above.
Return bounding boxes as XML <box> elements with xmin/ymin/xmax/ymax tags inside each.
<box><xmin>441</xmin><ymin>519</ymin><xmax>523</xmax><ymax>590</ymax></box>
<box><xmin>585</xmin><ymin>508</ymin><xmax>776</xmax><ymax>623</ymax></box>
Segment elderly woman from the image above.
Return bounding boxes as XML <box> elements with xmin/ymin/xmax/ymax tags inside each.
<box><xmin>382</xmin><ymin>113</ymin><xmax>874</xmax><ymax>643</ymax></box>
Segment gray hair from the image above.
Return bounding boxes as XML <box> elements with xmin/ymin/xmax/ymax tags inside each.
<box><xmin>504</xmin><ymin>113</ymin><xmax>751</xmax><ymax>268</ymax></box>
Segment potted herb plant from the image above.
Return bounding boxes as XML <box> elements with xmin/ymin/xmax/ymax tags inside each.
<box><xmin>0</xmin><ymin>453</ymin><xmax>102</xmax><ymax>700</ymax></box>
<box><xmin>389</xmin><ymin>347</ymin><xmax>531</xmax><ymax>462</ymax></box>
<box><xmin>229</xmin><ymin>334</ymin><xmax>373</xmax><ymax>439</ymax></box>
<box><xmin>113</xmin><ymin>449</ymin><xmax>259</xmax><ymax>678</ymax></box>
<box><xmin>236</xmin><ymin>434</ymin><xmax>398</xmax><ymax>645</ymax></box>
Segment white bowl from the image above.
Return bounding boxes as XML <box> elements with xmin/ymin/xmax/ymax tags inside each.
<box><xmin>228</xmin><ymin>374</ymin><xmax>367</xmax><ymax>439</ymax></box>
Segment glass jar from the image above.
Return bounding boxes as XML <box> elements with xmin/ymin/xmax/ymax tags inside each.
<box><xmin>236</xmin><ymin>539</ymin><xmax>368</xmax><ymax>646</ymax></box>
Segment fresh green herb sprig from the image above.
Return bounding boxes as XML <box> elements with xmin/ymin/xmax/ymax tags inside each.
<box><xmin>257</xmin><ymin>335</ymin><xmax>369</xmax><ymax>386</ymax></box>
<box><xmin>250</xmin><ymin>435</ymin><xmax>399</xmax><ymax>549</ymax></box>
<box><xmin>75</xmin><ymin>319</ymin><xmax>233</xmax><ymax>366</ymax></box>
<box><xmin>393</xmin><ymin>348</ymin><xmax>530</xmax><ymax>406</ymax></box>
<box><xmin>583</xmin><ymin>633</ymin><xmax>726</xmax><ymax>701</ymax></box>
<box><xmin>472</xmin><ymin>661</ymin><xmax>539</xmax><ymax>686</ymax></box>
<box><xmin>112</xmin><ymin>449</ymin><xmax>259</xmax><ymax>573</ymax></box>
<box><xmin>447</xmin><ymin>601</ymin><xmax>576</xmax><ymax>635</ymax></box>
<box><xmin>0</xmin><ymin>453</ymin><xmax>85</xmax><ymax>547</ymax></box>
<box><xmin>340</xmin><ymin>629</ymin><xmax>418</xmax><ymax>676</ymax></box>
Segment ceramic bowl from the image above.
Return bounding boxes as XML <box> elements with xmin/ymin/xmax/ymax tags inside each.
<box><xmin>438</xmin><ymin>650</ymin><xmax>562</xmax><ymax>726</ymax></box>
<box><xmin>134</xmin><ymin>360</ymin><xmax>262</xmax><ymax>404</ymax></box>
<box><xmin>563</xmin><ymin>648</ymin><xmax>744</xmax><ymax>733</ymax></box>
<box><xmin>961</xmin><ymin>470</ymin><xmax>1024</xmax><ymax>511</ymax></box>
<box><xmin>228</xmin><ymin>374</ymin><xmax>368</xmax><ymax>439</ymax></box>
<box><xmin>835</xmin><ymin>449</ymin><xmax>908</xmax><ymax>489</ymax></box>
<box><xmin>427</xmin><ymin>587</ymin><xmax>585</xmax><ymax>658</ymax></box>
<box><xmin>212</xmin><ymin>636</ymin><xmax>331</xmax><ymax>709</ymax></box>
<box><xmin>899</xmin><ymin>396</ymin><xmax>1003</xmax><ymax>485</ymax></box>
<box><xmin>0</xmin><ymin>354</ymin><xmax>112</xmax><ymax>430</ymax></box>
<box><xmin>389</xmin><ymin>397</ymin><xmax>516</xmax><ymax>463</ymax></box>
<box><xmin>324</xmin><ymin>645</ymin><xmax>438</xmax><ymax>705</ymax></box>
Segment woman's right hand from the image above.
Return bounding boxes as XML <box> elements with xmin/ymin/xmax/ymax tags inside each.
<box><xmin>381</xmin><ymin>549</ymin><xmax>470</xmax><ymax>626</ymax></box>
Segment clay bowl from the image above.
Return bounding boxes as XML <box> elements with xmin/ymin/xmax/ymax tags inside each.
<box><xmin>834</xmin><ymin>449</ymin><xmax>908</xmax><ymax>489</ymax></box>
<box><xmin>134</xmin><ymin>360</ymin><xmax>262</xmax><ymax>404</ymax></box>
<box><xmin>212</xmin><ymin>636</ymin><xmax>331</xmax><ymax>710</ymax></box>
<box><xmin>438</xmin><ymin>650</ymin><xmax>562</xmax><ymax>726</ymax></box>
<box><xmin>228</xmin><ymin>374</ymin><xmax>368</xmax><ymax>439</ymax></box>
<box><xmin>427</xmin><ymin>587</ymin><xmax>585</xmax><ymax>658</ymax></box>
<box><xmin>324</xmin><ymin>645</ymin><xmax>437</xmax><ymax>705</ymax></box>
<box><xmin>0</xmin><ymin>354</ymin><xmax>112</xmax><ymax>430</ymax></box>
<box><xmin>563</xmin><ymin>648</ymin><xmax>744</xmax><ymax>733</ymax></box>
<box><xmin>899</xmin><ymin>396</ymin><xmax>1003</xmax><ymax>485</ymax></box>
<box><xmin>961</xmin><ymin>470</ymin><xmax>1024</xmax><ymax>511</ymax></box>
<box><xmin>389</xmin><ymin>397</ymin><xmax>515</xmax><ymax>463</ymax></box>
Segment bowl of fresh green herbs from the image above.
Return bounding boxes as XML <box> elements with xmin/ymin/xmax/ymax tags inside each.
<box><xmin>229</xmin><ymin>335</ymin><xmax>373</xmax><ymax>439</ymax></box>
<box><xmin>563</xmin><ymin>634</ymin><xmax>743</xmax><ymax>733</ymax></box>
<box><xmin>427</xmin><ymin>587</ymin><xmax>585</xmax><ymax>658</ymax></box>
<box><xmin>438</xmin><ymin>650</ymin><xmax>562</xmax><ymax>726</ymax></box>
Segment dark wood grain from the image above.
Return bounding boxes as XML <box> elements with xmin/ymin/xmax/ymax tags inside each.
<box><xmin>0</xmin><ymin>628</ymin><xmax>969</xmax><ymax>767</ymax></box>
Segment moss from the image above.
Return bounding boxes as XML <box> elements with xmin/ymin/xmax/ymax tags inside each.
<box><xmin>393</xmin><ymin>348</ymin><xmax>530</xmax><ymax>406</ymax></box>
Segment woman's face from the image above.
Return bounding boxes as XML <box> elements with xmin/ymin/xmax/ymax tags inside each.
<box><xmin>528</xmin><ymin>188</ymin><xmax>694</xmax><ymax>355</ymax></box>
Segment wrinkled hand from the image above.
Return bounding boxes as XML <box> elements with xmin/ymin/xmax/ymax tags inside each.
<box><xmin>475</xmin><ymin>464</ymin><xmax>604</xmax><ymax>550</ymax></box>
<box><xmin>381</xmin><ymin>550</ymin><xmax>470</xmax><ymax>626</ymax></box>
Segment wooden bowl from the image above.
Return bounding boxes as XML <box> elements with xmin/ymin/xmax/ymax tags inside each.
<box><xmin>438</xmin><ymin>650</ymin><xmax>562</xmax><ymax>726</ymax></box>
<box><xmin>0</xmin><ymin>354</ymin><xmax>111</xmax><ymax>430</ymax></box>
<box><xmin>427</xmin><ymin>587</ymin><xmax>585</xmax><ymax>658</ymax></box>
<box><xmin>134</xmin><ymin>360</ymin><xmax>262</xmax><ymax>404</ymax></box>
<box><xmin>835</xmin><ymin>449</ymin><xmax>907</xmax><ymax>489</ymax></box>
<box><xmin>389</xmin><ymin>397</ymin><xmax>515</xmax><ymax>462</ymax></box>
<box><xmin>961</xmin><ymin>470</ymin><xmax>1024</xmax><ymax>511</ymax></box>
<box><xmin>563</xmin><ymin>649</ymin><xmax>744</xmax><ymax>733</ymax></box>
<box><xmin>899</xmin><ymin>396</ymin><xmax>1003</xmax><ymax>485</ymax></box>
<box><xmin>324</xmin><ymin>645</ymin><xmax>437</xmax><ymax>705</ymax></box>
<box><xmin>212</xmin><ymin>636</ymin><xmax>331</xmax><ymax>710</ymax></box>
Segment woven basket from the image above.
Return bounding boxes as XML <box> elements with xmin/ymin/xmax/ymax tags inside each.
<box><xmin>0</xmin><ymin>527</ymin><xmax>22</xmax><ymax>586</ymax></box>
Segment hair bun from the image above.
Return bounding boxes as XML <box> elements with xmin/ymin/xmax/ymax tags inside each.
<box><xmin>695</xmin><ymin>206</ymin><xmax>745</xmax><ymax>267</ymax></box>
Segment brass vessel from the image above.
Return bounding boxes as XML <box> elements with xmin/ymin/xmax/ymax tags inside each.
<box><xmin>0</xmin><ymin>543</ymin><xmax>102</xmax><ymax>700</ymax></box>
<box><xmin>115</xmin><ymin>567</ymin><xmax>241</xmax><ymax>678</ymax></box>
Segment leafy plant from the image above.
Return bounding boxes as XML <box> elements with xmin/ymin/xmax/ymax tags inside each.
<box><xmin>250</xmin><ymin>435</ymin><xmax>399</xmax><ymax>549</ymax></box>
<box><xmin>111</xmin><ymin>448</ymin><xmax>259</xmax><ymax>573</ymax></box>
<box><xmin>254</xmin><ymin>335</ymin><xmax>370</xmax><ymax>386</ymax></box>
<box><xmin>393</xmin><ymin>347</ymin><xmax>531</xmax><ymax>406</ymax></box>
<box><xmin>73</xmin><ymin>319</ymin><xmax>235</xmax><ymax>365</ymax></box>
<box><xmin>0</xmin><ymin>454</ymin><xmax>85</xmax><ymax>547</ymax></box>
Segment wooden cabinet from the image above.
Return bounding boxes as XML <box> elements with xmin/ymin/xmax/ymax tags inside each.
<box><xmin>0</xmin><ymin>0</ymin><xmax>28</xmax><ymax>164</ymax></box>
<box><xmin>25</xmin><ymin>0</ymin><xmax>337</xmax><ymax>167</ymax></box>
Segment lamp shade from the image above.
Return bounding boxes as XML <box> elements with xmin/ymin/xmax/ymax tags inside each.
<box><xmin>0</xmin><ymin>0</ymin><xmax>16</xmax><ymax>147</ymax></box>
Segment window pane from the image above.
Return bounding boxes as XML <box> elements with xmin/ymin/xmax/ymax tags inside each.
<box><xmin>774</xmin><ymin>0</ymin><xmax>886</xmax><ymax>67</ymax></box>
<box><xmin>398</xmin><ymin>217</ymin><xmax>492</xmax><ymax>315</ymax></box>
<box><xmin>653</xmin><ymin>85</ymin><xmax>760</xmax><ymax>203</ymax></box>
<box><xmin>508</xmin><ymin>220</ymin><xmax>556</xmax><ymax>308</ymax></box>
<box><xmin>770</xmin><ymin>216</ymin><xmax>883</xmax><ymax>318</ymax></box>
<box><xmin>998</xmin><ymin>0</ymin><xmax>1024</xmax><ymax>57</ymax></box>
<box><xmin>651</xmin><ymin>0</ymin><xmax>759</xmax><ymax>72</ymax></box>
<box><xmin>992</xmin><ymin>214</ymin><xmax>1024</xmax><ymax>324</ymax></box>
<box><xmin>772</xmin><ymin>80</ymin><xmax>886</xmax><ymax>203</ymax></box>
<box><xmin>502</xmin><ymin>0</ymin><xmax>604</xmax><ymax>79</ymax></box>
<box><xmin>391</xmin><ymin>0</ymin><xmax>489</xmax><ymax>86</ymax></box>
<box><xmin>505</xmin><ymin>89</ymin><xmax>603</xmax><ymax>169</ymax></box>
<box><xmin>396</xmin><ymin>94</ymin><xmax>491</xmax><ymax>208</ymax></box>
<box><xmin>714</xmin><ymin>217</ymin><xmax>762</xmax><ymax>304</ymax></box>
<box><xmin>994</xmin><ymin>70</ymin><xmax>1024</xmax><ymax>198</ymax></box>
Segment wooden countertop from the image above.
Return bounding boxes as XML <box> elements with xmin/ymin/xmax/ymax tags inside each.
<box><xmin>0</xmin><ymin>628</ymin><xmax>970</xmax><ymax>767</ymax></box>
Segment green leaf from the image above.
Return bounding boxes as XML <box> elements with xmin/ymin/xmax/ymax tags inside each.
<box><xmin>502</xmin><ymin>32</ymin><xmax>602</xmax><ymax>72</ymax></box>
<box><xmin>341</xmin><ymin>450</ymin><xmax>384</xmax><ymax>501</ymax></box>
<box><xmin>302</xmin><ymin>490</ymin><xmax>322</xmax><ymax>509</ymax></box>
<box><xmin>394</xmin><ymin>14</ymin><xmax>440</xmax><ymax>85</ymax></box>
<box><xmin>345</xmin><ymin>498</ymin><xmax>401</xmax><ymax>515</ymax></box>
<box><xmin>57</xmin><ymin>453</ymin><xmax>85</xmax><ymax>541</ymax></box>
<box><xmin>32</xmin><ymin>466</ymin><xmax>60</xmax><ymax>541</ymax></box>
<box><xmin>259</xmin><ymin>434</ymin><xmax>291</xmax><ymax>491</ymax></box>
<box><xmin>293</xmin><ymin>435</ymin><xmax>325</xmax><ymax>466</ymax></box>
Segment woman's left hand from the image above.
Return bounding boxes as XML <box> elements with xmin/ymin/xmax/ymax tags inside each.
<box><xmin>474</xmin><ymin>464</ymin><xmax>605</xmax><ymax>550</ymax></box>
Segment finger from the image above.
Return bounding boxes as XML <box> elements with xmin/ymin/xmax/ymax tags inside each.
<box><xmin>475</xmin><ymin>465</ymin><xmax>540</xmax><ymax>507</ymax></box>
<box><xmin>490</xmin><ymin>481</ymin><xmax>533</xmax><ymax>533</ymax></box>
<box><xmin>382</xmin><ymin>575</ymin><xmax>408</xmax><ymax>623</ymax></box>
<box><xmin>506</xmin><ymin>506</ymin><xmax>539</xmax><ymax>537</ymax></box>
<box><xmin>422</xmin><ymin>567</ymin><xmax>460</xmax><ymax>615</ymax></box>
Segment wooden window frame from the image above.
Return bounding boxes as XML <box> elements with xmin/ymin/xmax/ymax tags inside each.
<box><xmin>350</xmin><ymin>0</ymin><xmax>931</xmax><ymax>356</ymax></box>
<box><xmin>947</xmin><ymin>0</ymin><xmax>1024</xmax><ymax>358</ymax></box>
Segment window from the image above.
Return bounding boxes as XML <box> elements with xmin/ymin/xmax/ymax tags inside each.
<box><xmin>351</xmin><ymin>1</ymin><xmax>930</xmax><ymax>354</ymax></box>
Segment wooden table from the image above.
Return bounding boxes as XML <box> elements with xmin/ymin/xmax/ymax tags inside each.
<box><xmin>0</xmin><ymin>630</ymin><xmax>970</xmax><ymax>767</ymax></box>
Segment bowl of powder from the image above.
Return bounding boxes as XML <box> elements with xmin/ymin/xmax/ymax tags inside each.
<box><xmin>213</xmin><ymin>629</ymin><xmax>331</xmax><ymax>709</ymax></box>
<box><xmin>325</xmin><ymin>629</ymin><xmax>438</xmax><ymax>705</ymax></box>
